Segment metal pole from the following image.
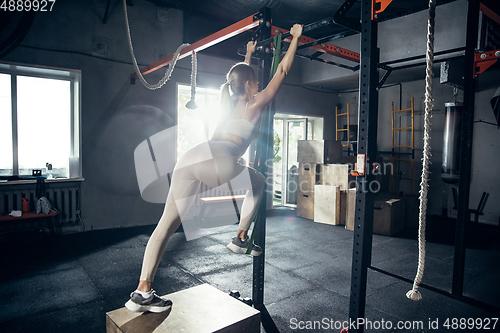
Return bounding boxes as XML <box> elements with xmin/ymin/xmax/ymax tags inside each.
<box><xmin>452</xmin><ymin>0</ymin><xmax>480</xmax><ymax>297</ymax></box>
<box><xmin>253</xmin><ymin>6</ymin><xmax>272</xmax><ymax>309</ymax></box>
<box><xmin>348</xmin><ymin>0</ymin><xmax>379</xmax><ymax>332</ymax></box>
<box><xmin>11</xmin><ymin>75</ymin><xmax>18</xmax><ymax>176</ymax></box>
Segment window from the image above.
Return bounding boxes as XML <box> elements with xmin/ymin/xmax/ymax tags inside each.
<box><xmin>0</xmin><ymin>63</ymin><xmax>81</xmax><ymax>179</ymax></box>
<box><xmin>177</xmin><ymin>84</ymin><xmax>221</xmax><ymax>160</ymax></box>
<box><xmin>177</xmin><ymin>84</ymin><xmax>250</xmax><ymax>163</ymax></box>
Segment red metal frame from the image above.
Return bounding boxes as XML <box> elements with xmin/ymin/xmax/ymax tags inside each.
<box><xmin>474</xmin><ymin>49</ymin><xmax>500</xmax><ymax>76</ymax></box>
<box><xmin>474</xmin><ymin>2</ymin><xmax>500</xmax><ymax>76</ymax></box>
<box><xmin>271</xmin><ymin>26</ymin><xmax>360</xmax><ymax>63</ymax></box>
<box><xmin>480</xmin><ymin>2</ymin><xmax>500</xmax><ymax>25</ymax></box>
<box><xmin>131</xmin><ymin>13</ymin><xmax>260</xmax><ymax>78</ymax></box>
<box><xmin>372</xmin><ymin>0</ymin><xmax>393</xmax><ymax>20</ymax></box>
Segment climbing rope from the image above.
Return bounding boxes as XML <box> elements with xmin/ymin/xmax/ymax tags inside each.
<box><xmin>185</xmin><ymin>51</ymin><xmax>198</xmax><ymax>109</ymax></box>
<box><xmin>122</xmin><ymin>0</ymin><xmax>197</xmax><ymax>108</ymax></box>
<box><xmin>406</xmin><ymin>0</ymin><xmax>436</xmax><ymax>302</ymax></box>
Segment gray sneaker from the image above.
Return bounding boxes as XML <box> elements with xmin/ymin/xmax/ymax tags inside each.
<box><xmin>125</xmin><ymin>290</ymin><xmax>172</xmax><ymax>313</ymax></box>
<box><xmin>226</xmin><ymin>237</ymin><xmax>262</xmax><ymax>256</ymax></box>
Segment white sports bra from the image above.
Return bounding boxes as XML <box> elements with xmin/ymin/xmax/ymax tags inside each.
<box><xmin>219</xmin><ymin>100</ymin><xmax>259</xmax><ymax>142</ymax></box>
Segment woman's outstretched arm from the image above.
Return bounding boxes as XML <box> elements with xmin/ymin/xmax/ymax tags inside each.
<box><xmin>245</xmin><ymin>41</ymin><xmax>257</xmax><ymax>65</ymax></box>
<box><xmin>253</xmin><ymin>24</ymin><xmax>303</xmax><ymax>109</ymax></box>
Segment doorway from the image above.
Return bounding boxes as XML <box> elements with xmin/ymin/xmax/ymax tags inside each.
<box><xmin>273</xmin><ymin>114</ymin><xmax>323</xmax><ymax>208</ymax></box>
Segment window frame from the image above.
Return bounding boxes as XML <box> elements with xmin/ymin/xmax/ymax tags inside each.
<box><xmin>0</xmin><ymin>61</ymin><xmax>82</xmax><ymax>179</ymax></box>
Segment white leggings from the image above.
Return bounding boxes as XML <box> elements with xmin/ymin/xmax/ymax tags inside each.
<box><xmin>140</xmin><ymin>140</ymin><xmax>265</xmax><ymax>282</ymax></box>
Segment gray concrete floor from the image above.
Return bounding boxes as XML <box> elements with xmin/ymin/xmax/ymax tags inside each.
<box><xmin>0</xmin><ymin>209</ymin><xmax>499</xmax><ymax>332</ymax></box>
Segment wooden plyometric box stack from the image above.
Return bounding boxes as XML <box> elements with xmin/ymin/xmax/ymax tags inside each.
<box><xmin>297</xmin><ymin>162</ymin><xmax>319</xmax><ymax>219</ymax></box>
<box><xmin>297</xmin><ymin>140</ymin><xmax>352</xmax><ymax>221</ymax></box>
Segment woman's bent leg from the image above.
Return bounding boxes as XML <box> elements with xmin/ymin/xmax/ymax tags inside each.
<box><xmin>139</xmin><ymin>150</ymin><xmax>205</xmax><ymax>282</ymax></box>
<box><xmin>237</xmin><ymin>168</ymin><xmax>265</xmax><ymax>231</ymax></box>
<box><xmin>226</xmin><ymin>167</ymin><xmax>265</xmax><ymax>256</ymax></box>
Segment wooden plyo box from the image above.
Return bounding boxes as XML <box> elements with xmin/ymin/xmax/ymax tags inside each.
<box><xmin>373</xmin><ymin>198</ymin><xmax>405</xmax><ymax>236</ymax></box>
<box><xmin>319</xmin><ymin>164</ymin><xmax>354</xmax><ymax>191</ymax></box>
<box><xmin>297</xmin><ymin>190</ymin><xmax>314</xmax><ymax>219</ymax></box>
<box><xmin>344</xmin><ymin>194</ymin><xmax>405</xmax><ymax>235</ymax></box>
<box><xmin>314</xmin><ymin>185</ymin><xmax>341</xmax><ymax>225</ymax></box>
<box><xmin>106</xmin><ymin>284</ymin><xmax>260</xmax><ymax>333</ymax></box>
<box><xmin>339</xmin><ymin>190</ymin><xmax>347</xmax><ymax>225</ymax></box>
<box><xmin>297</xmin><ymin>163</ymin><xmax>319</xmax><ymax>220</ymax></box>
<box><xmin>345</xmin><ymin>188</ymin><xmax>356</xmax><ymax>231</ymax></box>
<box><xmin>298</xmin><ymin>163</ymin><xmax>320</xmax><ymax>192</ymax></box>
<box><xmin>297</xmin><ymin>140</ymin><xmax>343</xmax><ymax>164</ymax></box>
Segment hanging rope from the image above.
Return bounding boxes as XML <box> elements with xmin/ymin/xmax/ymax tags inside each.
<box><xmin>185</xmin><ymin>51</ymin><xmax>198</xmax><ymax>109</ymax></box>
<box><xmin>122</xmin><ymin>0</ymin><xmax>197</xmax><ymax>108</ymax></box>
<box><xmin>406</xmin><ymin>0</ymin><xmax>436</xmax><ymax>302</ymax></box>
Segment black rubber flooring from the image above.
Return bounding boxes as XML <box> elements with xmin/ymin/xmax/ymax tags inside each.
<box><xmin>1</xmin><ymin>209</ymin><xmax>499</xmax><ymax>333</ymax></box>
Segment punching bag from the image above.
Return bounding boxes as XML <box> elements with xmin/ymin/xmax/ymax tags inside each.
<box><xmin>441</xmin><ymin>102</ymin><xmax>462</xmax><ymax>184</ymax></box>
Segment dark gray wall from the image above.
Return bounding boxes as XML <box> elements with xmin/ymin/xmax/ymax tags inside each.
<box><xmin>3</xmin><ymin>0</ymin><xmax>338</xmax><ymax>232</ymax></box>
<box><xmin>301</xmin><ymin>0</ymin><xmax>468</xmax><ymax>90</ymax></box>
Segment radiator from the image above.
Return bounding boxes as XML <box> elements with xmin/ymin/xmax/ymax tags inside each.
<box><xmin>0</xmin><ymin>184</ymin><xmax>81</xmax><ymax>224</ymax></box>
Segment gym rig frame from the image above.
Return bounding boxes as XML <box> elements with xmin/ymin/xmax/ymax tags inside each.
<box><xmin>131</xmin><ymin>1</ymin><xmax>500</xmax><ymax>332</ymax></box>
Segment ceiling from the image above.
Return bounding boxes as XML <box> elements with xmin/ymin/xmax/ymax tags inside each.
<box><xmin>145</xmin><ymin>0</ymin><xmax>457</xmax><ymax>60</ymax></box>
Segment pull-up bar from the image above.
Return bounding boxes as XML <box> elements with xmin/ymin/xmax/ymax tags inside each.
<box><xmin>258</xmin><ymin>17</ymin><xmax>334</xmax><ymax>47</ymax></box>
<box><xmin>240</xmin><ymin>16</ymin><xmax>360</xmax><ymax>64</ymax></box>
<box><xmin>271</xmin><ymin>26</ymin><xmax>360</xmax><ymax>63</ymax></box>
<box><xmin>132</xmin><ymin>9</ymin><xmax>361</xmax><ymax>79</ymax></box>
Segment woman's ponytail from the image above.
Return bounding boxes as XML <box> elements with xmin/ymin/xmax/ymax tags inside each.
<box><xmin>214</xmin><ymin>81</ymin><xmax>232</xmax><ymax>135</ymax></box>
<box><xmin>220</xmin><ymin>81</ymin><xmax>232</xmax><ymax>119</ymax></box>
<box><xmin>213</xmin><ymin>63</ymin><xmax>256</xmax><ymax>137</ymax></box>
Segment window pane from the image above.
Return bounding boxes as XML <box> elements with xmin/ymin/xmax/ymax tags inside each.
<box><xmin>205</xmin><ymin>93</ymin><xmax>222</xmax><ymax>138</ymax></box>
<box><xmin>17</xmin><ymin>76</ymin><xmax>71</xmax><ymax>177</ymax></box>
<box><xmin>177</xmin><ymin>85</ymin><xmax>221</xmax><ymax>160</ymax></box>
<box><xmin>0</xmin><ymin>74</ymin><xmax>12</xmax><ymax>175</ymax></box>
<box><xmin>177</xmin><ymin>84</ymin><xmax>253</xmax><ymax>165</ymax></box>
